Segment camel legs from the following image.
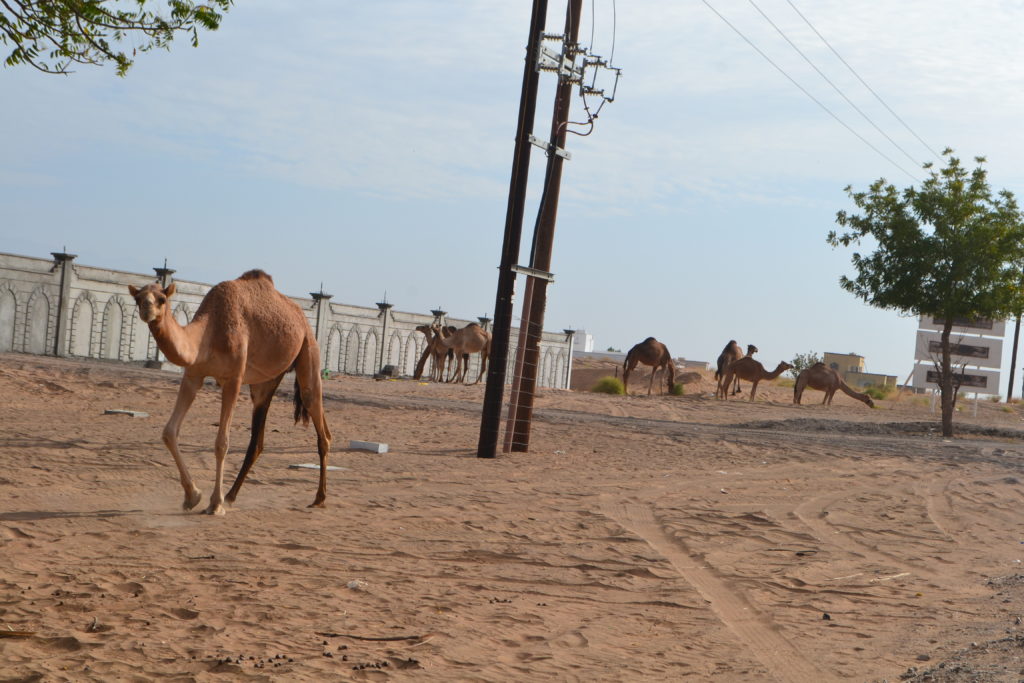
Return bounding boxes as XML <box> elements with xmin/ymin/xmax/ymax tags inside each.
<box><xmin>294</xmin><ymin>339</ymin><xmax>332</xmax><ymax>508</ymax></box>
<box><xmin>623</xmin><ymin>360</ymin><xmax>636</xmax><ymax>395</ymax></box>
<box><xmin>749</xmin><ymin>379</ymin><xmax>760</xmax><ymax>402</ymax></box>
<box><xmin>162</xmin><ymin>374</ymin><xmax>204</xmax><ymax>511</ymax></box>
<box><xmin>206</xmin><ymin>375</ymin><xmax>243</xmax><ymax>516</ymax></box>
<box><xmin>716</xmin><ymin>371</ymin><xmax>731</xmax><ymax>400</ymax></box>
<box><xmin>225</xmin><ymin>373</ymin><xmax>285</xmax><ymax>506</ymax></box>
<box><xmin>413</xmin><ymin>345</ymin><xmax>431</xmax><ymax>380</ymax></box>
<box><xmin>647</xmin><ymin>367</ymin><xmax>656</xmax><ymax>396</ymax></box>
<box><xmin>472</xmin><ymin>349</ymin><xmax>489</xmax><ymax>384</ymax></box>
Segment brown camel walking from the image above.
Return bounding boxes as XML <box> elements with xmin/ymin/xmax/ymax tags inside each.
<box><xmin>794</xmin><ymin>362</ymin><xmax>875</xmax><ymax>408</ymax></box>
<box><xmin>715</xmin><ymin>340</ymin><xmax>758</xmax><ymax>395</ymax></box>
<box><xmin>623</xmin><ymin>337</ymin><xmax>675</xmax><ymax>396</ymax></box>
<box><xmin>129</xmin><ymin>270</ymin><xmax>331</xmax><ymax>515</ymax></box>
<box><xmin>716</xmin><ymin>357</ymin><xmax>793</xmax><ymax>402</ymax></box>
<box><xmin>433</xmin><ymin>323</ymin><xmax>491</xmax><ymax>384</ymax></box>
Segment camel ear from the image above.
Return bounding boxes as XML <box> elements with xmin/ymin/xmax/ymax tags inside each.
<box><xmin>128</xmin><ymin>285</ymin><xmax>139</xmax><ymax>297</ymax></box>
<box><xmin>164</xmin><ymin>283</ymin><xmax>176</xmax><ymax>298</ymax></box>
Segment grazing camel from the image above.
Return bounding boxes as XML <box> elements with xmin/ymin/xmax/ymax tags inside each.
<box><xmin>717</xmin><ymin>357</ymin><xmax>793</xmax><ymax>402</ymax></box>
<box><xmin>794</xmin><ymin>362</ymin><xmax>875</xmax><ymax>408</ymax></box>
<box><xmin>715</xmin><ymin>340</ymin><xmax>758</xmax><ymax>395</ymax></box>
<box><xmin>413</xmin><ymin>324</ymin><xmax>453</xmax><ymax>382</ymax></box>
<box><xmin>433</xmin><ymin>323</ymin><xmax>491</xmax><ymax>384</ymax></box>
<box><xmin>128</xmin><ymin>270</ymin><xmax>331</xmax><ymax>515</ymax></box>
<box><xmin>623</xmin><ymin>337</ymin><xmax>676</xmax><ymax>396</ymax></box>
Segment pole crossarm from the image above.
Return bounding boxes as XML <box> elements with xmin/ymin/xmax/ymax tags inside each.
<box><xmin>510</xmin><ymin>264</ymin><xmax>556</xmax><ymax>283</ymax></box>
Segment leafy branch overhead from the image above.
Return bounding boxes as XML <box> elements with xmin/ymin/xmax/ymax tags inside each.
<box><xmin>0</xmin><ymin>0</ymin><xmax>231</xmax><ymax>76</ymax></box>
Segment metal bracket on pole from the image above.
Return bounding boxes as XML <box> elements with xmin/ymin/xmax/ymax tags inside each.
<box><xmin>537</xmin><ymin>43</ymin><xmax>583</xmax><ymax>81</ymax></box>
<box><xmin>510</xmin><ymin>264</ymin><xmax>556</xmax><ymax>283</ymax></box>
<box><xmin>528</xmin><ymin>134</ymin><xmax>571</xmax><ymax>159</ymax></box>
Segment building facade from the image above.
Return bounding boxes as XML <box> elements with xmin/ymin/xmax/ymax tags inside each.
<box><xmin>822</xmin><ymin>351</ymin><xmax>896</xmax><ymax>389</ymax></box>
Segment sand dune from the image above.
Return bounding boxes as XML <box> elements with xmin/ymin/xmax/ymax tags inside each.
<box><xmin>2</xmin><ymin>352</ymin><xmax>1024</xmax><ymax>681</ymax></box>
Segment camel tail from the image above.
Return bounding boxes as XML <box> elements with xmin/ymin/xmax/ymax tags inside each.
<box><xmin>293</xmin><ymin>375</ymin><xmax>311</xmax><ymax>426</ymax></box>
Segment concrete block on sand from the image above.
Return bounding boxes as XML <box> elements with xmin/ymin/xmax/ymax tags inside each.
<box><xmin>350</xmin><ymin>440</ymin><xmax>389</xmax><ymax>453</ymax></box>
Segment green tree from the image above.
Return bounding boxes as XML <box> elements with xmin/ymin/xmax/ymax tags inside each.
<box><xmin>829</xmin><ymin>150</ymin><xmax>1024</xmax><ymax>436</ymax></box>
<box><xmin>789</xmin><ymin>350</ymin><xmax>822</xmax><ymax>379</ymax></box>
<box><xmin>1</xmin><ymin>0</ymin><xmax>231</xmax><ymax>76</ymax></box>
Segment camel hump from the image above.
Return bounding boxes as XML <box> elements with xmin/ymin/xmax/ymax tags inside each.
<box><xmin>239</xmin><ymin>269</ymin><xmax>273</xmax><ymax>283</ymax></box>
<box><xmin>643</xmin><ymin>336</ymin><xmax>657</xmax><ymax>343</ymax></box>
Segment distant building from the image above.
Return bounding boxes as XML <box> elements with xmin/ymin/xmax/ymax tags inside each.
<box><xmin>823</xmin><ymin>351</ymin><xmax>896</xmax><ymax>389</ymax></box>
<box><xmin>574</xmin><ymin>328</ymin><xmax>595</xmax><ymax>353</ymax></box>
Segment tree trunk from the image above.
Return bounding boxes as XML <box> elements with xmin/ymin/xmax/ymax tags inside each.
<box><xmin>940</xmin><ymin>319</ymin><xmax>955</xmax><ymax>437</ymax></box>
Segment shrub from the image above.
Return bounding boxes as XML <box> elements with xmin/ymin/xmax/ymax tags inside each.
<box><xmin>863</xmin><ymin>384</ymin><xmax>895</xmax><ymax>400</ymax></box>
<box><xmin>775</xmin><ymin>378</ymin><xmax>795</xmax><ymax>388</ymax></box>
<box><xmin>591</xmin><ymin>377</ymin><xmax>625</xmax><ymax>395</ymax></box>
<box><xmin>789</xmin><ymin>350</ymin><xmax>822</xmax><ymax>379</ymax></box>
<box><xmin>669</xmin><ymin>382</ymin><xmax>684</xmax><ymax>396</ymax></box>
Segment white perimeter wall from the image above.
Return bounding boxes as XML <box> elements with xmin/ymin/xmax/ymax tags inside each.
<box><xmin>0</xmin><ymin>252</ymin><xmax>571</xmax><ymax>389</ymax></box>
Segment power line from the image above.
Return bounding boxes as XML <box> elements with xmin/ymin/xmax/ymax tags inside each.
<box><xmin>785</xmin><ymin>0</ymin><xmax>942</xmax><ymax>162</ymax></box>
<box><xmin>747</xmin><ymin>0</ymin><xmax>924</xmax><ymax>170</ymax></box>
<box><xmin>701</xmin><ymin>0</ymin><xmax>919</xmax><ymax>182</ymax></box>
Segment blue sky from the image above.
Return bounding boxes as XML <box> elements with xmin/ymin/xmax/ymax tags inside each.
<box><xmin>4</xmin><ymin>1</ymin><xmax>1024</xmax><ymax>394</ymax></box>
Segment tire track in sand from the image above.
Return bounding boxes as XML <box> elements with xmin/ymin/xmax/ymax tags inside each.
<box><xmin>601</xmin><ymin>499</ymin><xmax>838</xmax><ymax>683</ymax></box>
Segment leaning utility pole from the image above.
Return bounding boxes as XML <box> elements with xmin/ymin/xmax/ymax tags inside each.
<box><xmin>1008</xmin><ymin>313</ymin><xmax>1021</xmax><ymax>403</ymax></box>
<box><xmin>506</xmin><ymin>0</ymin><xmax>583</xmax><ymax>452</ymax></box>
<box><xmin>478</xmin><ymin>0</ymin><xmax>620</xmax><ymax>458</ymax></box>
<box><xmin>477</xmin><ymin>0</ymin><xmax>549</xmax><ymax>459</ymax></box>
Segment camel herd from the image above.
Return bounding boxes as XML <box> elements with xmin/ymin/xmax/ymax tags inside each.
<box><xmin>412</xmin><ymin>323</ymin><xmax>491</xmax><ymax>385</ymax></box>
<box><xmin>625</xmin><ymin>337</ymin><xmax>876</xmax><ymax>409</ymax></box>
<box><xmin>126</xmin><ymin>271</ymin><xmax>873</xmax><ymax>516</ymax></box>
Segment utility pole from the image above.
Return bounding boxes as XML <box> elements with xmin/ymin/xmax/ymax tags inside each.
<box><xmin>478</xmin><ymin>0</ymin><xmax>619</xmax><ymax>457</ymax></box>
<box><xmin>477</xmin><ymin>0</ymin><xmax>549</xmax><ymax>459</ymax></box>
<box><xmin>1009</xmin><ymin>313</ymin><xmax>1021</xmax><ymax>402</ymax></box>
<box><xmin>508</xmin><ymin>0</ymin><xmax>583</xmax><ymax>452</ymax></box>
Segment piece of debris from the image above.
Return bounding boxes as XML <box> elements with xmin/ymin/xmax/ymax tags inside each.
<box><xmin>349</xmin><ymin>440</ymin><xmax>388</xmax><ymax>454</ymax></box>
<box><xmin>288</xmin><ymin>464</ymin><xmax>348</xmax><ymax>471</ymax></box>
<box><xmin>103</xmin><ymin>409</ymin><xmax>149</xmax><ymax>418</ymax></box>
<box><xmin>0</xmin><ymin>628</ymin><xmax>35</xmax><ymax>638</ymax></box>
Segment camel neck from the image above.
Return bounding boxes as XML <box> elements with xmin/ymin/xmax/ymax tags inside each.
<box><xmin>150</xmin><ymin>313</ymin><xmax>205</xmax><ymax>367</ymax></box>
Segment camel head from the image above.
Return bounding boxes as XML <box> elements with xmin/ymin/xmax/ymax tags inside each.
<box><xmin>747</xmin><ymin>344</ymin><xmax>758</xmax><ymax>355</ymax></box>
<box><xmin>128</xmin><ymin>282</ymin><xmax>176</xmax><ymax>324</ymax></box>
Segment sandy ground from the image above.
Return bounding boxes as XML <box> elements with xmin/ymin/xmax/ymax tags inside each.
<box><xmin>2</xmin><ymin>352</ymin><xmax>1024</xmax><ymax>682</ymax></box>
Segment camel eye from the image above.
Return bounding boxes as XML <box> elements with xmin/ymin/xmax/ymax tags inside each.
<box><xmin>154</xmin><ymin>296</ymin><xmax>166</xmax><ymax>305</ymax></box>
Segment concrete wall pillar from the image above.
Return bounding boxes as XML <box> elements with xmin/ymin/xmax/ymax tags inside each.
<box><xmin>50</xmin><ymin>251</ymin><xmax>77</xmax><ymax>356</ymax></box>
<box><xmin>310</xmin><ymin>290</ymin><xmax>333</xmax><ymax>369</ymax></box>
